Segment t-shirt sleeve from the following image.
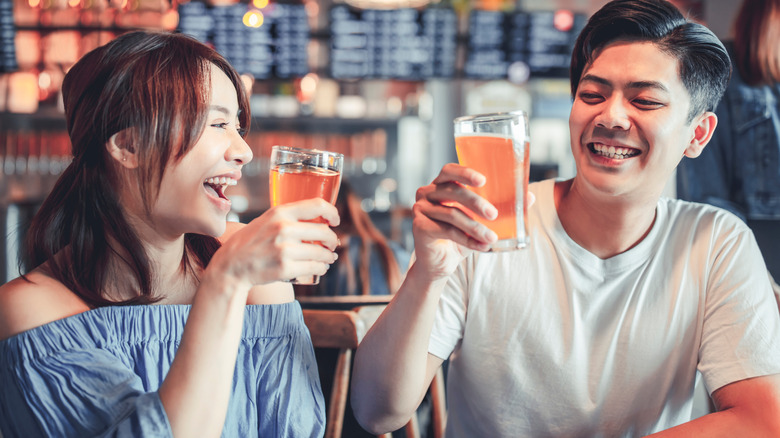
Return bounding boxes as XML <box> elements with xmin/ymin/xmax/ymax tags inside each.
<box><xmin>0</xmin><ymin>345</ymin><xmax>172</xmax><ymax>437</ymax></box>
<box><xmin>698</xmin><ymin>222</ymin><xmax>780</xmax><ymax>394</ymax></box>
<box><xmin>428</xmin><ymin>256</ymin><xmax>472</xmax><ymax>360</ymax></box>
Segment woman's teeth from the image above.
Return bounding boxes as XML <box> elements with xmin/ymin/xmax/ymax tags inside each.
<box><xmin>591</xmin><ymin>143</ymin><xmax>639</xmax><ymax>159</ymax></box>
<box><xmin>204</xmin><ymin>177</ymin><xmax>238</xmax><ymax>186</ymax></box>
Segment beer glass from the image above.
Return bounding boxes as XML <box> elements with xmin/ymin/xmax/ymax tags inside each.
<box><xmin>453</xmin><ymin>111</ymin><xmax>530</xmax><ymax>251</ymax></box>
<box><xmin>269</xmin><ymin>145</ymin><xmax>344</xmax><ymax>284</ymax></box>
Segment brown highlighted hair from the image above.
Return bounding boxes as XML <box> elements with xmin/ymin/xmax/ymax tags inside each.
<box><xmin>733</xmin><ymin>0</ymin><xmax>780</xmax><ymax>86</ymax></box>
<box><xmin>24</xmin><ymin>31</ymin><xmax>250</xmax><ymax>307</ymax></box>
<box><xmin>328</xmin><ymin>182</ymin><xmax>402</xmax><ymax>295</ymax></box>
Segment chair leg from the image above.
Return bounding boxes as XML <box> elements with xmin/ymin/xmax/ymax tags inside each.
<box><xmin>431</xmin><ymin>368</ymin><xmax>447</xmax><ymax>438</ymax></box>
<box><xmin>325</xmin><ymin>348</ymin><xmax>352</xmax><ymax>438</ymax></box>
<box><xmin>403</xmin><ymin>413</ymin><xmax>421</xmax><ymax>438</ymax></box>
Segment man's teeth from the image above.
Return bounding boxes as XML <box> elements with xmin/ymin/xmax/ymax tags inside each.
<box><xmin>204</xmin><ymin>177</ymin><xmax>238</xmax><ymax>186</ymax></box>
<box><xmin>592</xmin><ymin>143</ymin><xmax>639</xmax><ymax>159</ymax></box>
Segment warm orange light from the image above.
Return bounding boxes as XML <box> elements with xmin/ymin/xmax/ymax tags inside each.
<box><xmin>68</xmin><ymin>0</ymin><xmax>80</xmax><ymax>7</ymax></box>
<box><xmin>553</xmin><ymin>10</ymin><xmax>575</xmax><ymax>33</ymax></box>
<box><xmin>38</xmin><ymin>71</ymin><xmax>52</xmax><ymax>90</ymax></box>
<box><xmin>304</xmin><ymin>0</ymin><xmax>318</xmax><ymax>17</ymax></box>
<box><xmin>252</xmin><ymin>0</ymin><xmax>268</xmax><ymax>9</ymax></box>
<box><xmin>300</xmin><ymin>73</ymin><xmax>318</xmax><ymax>96</ymax></box>
<box><xmin>28</xmin><ymin>0</ymin><xmax>41</xmax><ymax>8</ymax></box>
<box><xmin>161</xmin><ymin>10</ymin><xmax>179</xmax><ymax>30</ymax></box>
<box><xmin>242</xmin><ymin>10</ymin><xmax>264</xmax><ymax>28</ymax></box>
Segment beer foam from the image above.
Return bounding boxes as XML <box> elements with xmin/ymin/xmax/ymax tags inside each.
<box><xmin>454</xmin><ymin>132</ymin><xmax>514</xmax><ymax>140</ymax></box>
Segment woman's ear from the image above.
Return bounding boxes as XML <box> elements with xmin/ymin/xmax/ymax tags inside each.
<box><xmin>106</xmin><ymin>129</ymin><xmax>138</xmax><ymax>168</ymax></box>
<box><xmin>683</xmin><ymin>111</ymin><xmax>718</xmax><ymax>159</ymax></box>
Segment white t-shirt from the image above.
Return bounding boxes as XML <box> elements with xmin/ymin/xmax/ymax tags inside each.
<box><xmin>429</xmin><ymin>179</ymin><xmax>780</xmax><ymax>438</ymax></box>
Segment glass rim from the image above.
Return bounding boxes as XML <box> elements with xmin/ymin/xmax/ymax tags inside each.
<box><xmin>453</xmin><ymin>110</ymin><xmax>528</xmax><ymax>125</ymax></box>
<box><xmin>271</xmin><ymin>145</ymin><xmax>344</xmax><ymax>159</ymax></box>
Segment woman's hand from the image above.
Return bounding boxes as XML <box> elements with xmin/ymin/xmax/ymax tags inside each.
<box><xmin>208</xmin><ymin>198</ymin><xmax>340</xmax><ymax>289</ymax></box>
<box><xmin>411</xmin><ymin>163</ymin><xmax>499</xmax><ymax>280</ymax></box>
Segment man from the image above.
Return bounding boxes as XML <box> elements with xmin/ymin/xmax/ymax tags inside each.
<box><xmin>351</xmin><ymin>0</ymin><xmax>780</xmax><ymax>436</ymax></box>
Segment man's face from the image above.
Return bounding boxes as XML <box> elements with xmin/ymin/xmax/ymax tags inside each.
<box><xmin>568</xmin><ymin>40</ymin><xmax>703</xmax><ymax>202</ymax></box>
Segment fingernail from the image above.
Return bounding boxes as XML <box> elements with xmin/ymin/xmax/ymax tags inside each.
<box><xmin>486</xmin><ymin>207</ymin><xmax>498</xmax><ymax>220</ymax></box>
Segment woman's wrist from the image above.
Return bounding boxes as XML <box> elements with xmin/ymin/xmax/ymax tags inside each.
<box><xmin>198</xmin><ymin>267</ymin><xmax>252</xmax><ymax>303</ymax></box>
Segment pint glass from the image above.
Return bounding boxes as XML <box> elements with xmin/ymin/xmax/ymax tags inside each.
<box><xmin>269</xmin><ymin>145</ymin><xmax>344</xmax><ymax>284</ymax></box>
<box><xmin>453</xmin><ymin>111</ymin><xmax>530</xmax><ymax>251</ymax></box>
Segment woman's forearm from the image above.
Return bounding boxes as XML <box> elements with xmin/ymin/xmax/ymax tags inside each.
<box><xmin>158</xmin><ymin>272</ymin><xmax>250</xmax><ymax>437</ymax></box>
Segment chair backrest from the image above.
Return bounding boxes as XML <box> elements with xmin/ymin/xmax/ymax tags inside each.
<box><xmin>302</xmin><ymin>306</ymin><xmax>446</xmax><ymax>438</ymax></box>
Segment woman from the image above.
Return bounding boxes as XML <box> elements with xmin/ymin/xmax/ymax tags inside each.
<box><xmin>0</xmin><ymin>31</ymin><xmax>338</xmax><ymax>437</ymax></box>
<box><xmin>676</xmin><ymin>0</ymin><xmax>780</xmax><ymax>293</ymax></box>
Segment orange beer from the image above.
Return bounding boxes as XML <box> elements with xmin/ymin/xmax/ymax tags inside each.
<box><xmin>270</xmin><ymin>163</ymin><xmax>341</xmax><ymax>223</ymax></box>
<box><xmin>455</xmin><ymin>133</ymin><xmax>529</xmax><ymax>248</ymax></box>
<box><xmin>269</xmin><ymin>145</ymin><xmax>344</xmax><ymax>285</ymax></box>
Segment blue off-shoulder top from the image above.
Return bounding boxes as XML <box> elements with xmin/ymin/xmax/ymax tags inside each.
<box><xmin>0</xmin><ymin>301</ymin><xmax>325</xmax><ymax>438</ymax></box>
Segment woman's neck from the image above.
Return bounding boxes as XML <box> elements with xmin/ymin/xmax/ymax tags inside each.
<box><xmin>102</xmin><ymin>217</ymin><xmax>199</xmax><ymax>304</ymax></box>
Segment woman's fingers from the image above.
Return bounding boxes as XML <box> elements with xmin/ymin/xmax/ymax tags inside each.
<box><xmin>269</xmin><ymin>241</ymin><xmax>338</xmax><ymax>280</ymax></box>
<box><xmin>276</xmin><ymin>198</ymin><xmax>340</xmax><ymax>226</ymax></box>
<box><xmin>274</xmin><ymin>220</ymin><xmax>340</xmax><ymax>251</ymax></box>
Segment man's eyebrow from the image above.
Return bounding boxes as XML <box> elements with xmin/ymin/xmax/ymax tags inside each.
<box><xmin>580</xmin><ymin>74</ymin><xmax>670</xmax><ymax>93</ymax></box>
<box><xmin>580</xmin><ymin>74</ymin><xmax>612</xmax><ymax>87</ymax></box>
<box><xmin>627</xmin><ymin>80</ymin><xmax>669</xmax><ymax>93</ymax></box>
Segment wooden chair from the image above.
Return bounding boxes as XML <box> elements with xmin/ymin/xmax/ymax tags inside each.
<box><xmin>303</xmin><ymin>306</ymin><xmax>446</xmax><ymax>438</ymax></box>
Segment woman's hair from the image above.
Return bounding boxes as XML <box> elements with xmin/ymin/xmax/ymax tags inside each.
<box><xmin>24</xmin><ymin>31</ymin><xmax>251</xmax><ymax>307</ymax></box>
<box><xmin>733</xmin><ymin>0</ymin><xmax>780</xmax><ymax>86</ymax></box>
<box><xmin>570</xmin><ymin>0</ymin><xmax>731</xmax><ymax>123</ymax></box>
<box><xmin>328</xmin><ymin>182</ymin><xmax>402</xmax><ymax>295</ymax></box>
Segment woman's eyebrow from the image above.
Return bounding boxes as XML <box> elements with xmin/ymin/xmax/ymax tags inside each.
<box><xmin>208</xmin><ymin>105</ymin><xmax>232</xmax><ymax>116</ymax></box>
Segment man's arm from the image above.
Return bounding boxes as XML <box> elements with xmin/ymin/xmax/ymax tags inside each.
<box><xmin>351</xmin><ymin>163</ymin><xmax>499</xmax><ymax>434</ymax></box>
<box><xmin>647</xmin><ymin>374</ymin><xmax>780</xmax><ymax>437</ymax></box>
<box><xmin>351</xmin><ymin>264</ymin><xmax>447</xmax><ymax>433</ymax></box>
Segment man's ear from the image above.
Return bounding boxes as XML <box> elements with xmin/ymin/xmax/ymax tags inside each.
<box><xmin>106</xmin><ymin>129</ymin><xmax>138</xmax><ymax>168</ymax></box>
<box><xmin>683</xmin><ymin>111</ymin><xmax>718</xmax><ymax>158</ymax></box>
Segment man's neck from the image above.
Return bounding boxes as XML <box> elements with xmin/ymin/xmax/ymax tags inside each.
<box><xmin>554</xmin><ymin>179</ymin><xmax>658</xmax><ymax>260</ymax></box>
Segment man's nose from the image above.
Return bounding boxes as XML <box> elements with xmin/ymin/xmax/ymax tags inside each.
<box><xmin>595</xmin><ymin>97</ymin><xmax>631</xmax><ymax>130</ymax></box>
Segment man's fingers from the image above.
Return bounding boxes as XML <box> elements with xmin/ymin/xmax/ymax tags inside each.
<box><xmin>416</xmin><ymin>203</ymin><xmax>497</xmax><ymax>246</ymax></box>
<box><xmin>431</xmin><ymin>163</ymin><xmax>487</xmax><ymax>188</ymax></box>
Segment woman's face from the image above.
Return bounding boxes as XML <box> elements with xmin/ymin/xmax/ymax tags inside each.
<box><xmin>149</xmin><ymin>64</ymin><xmax>252</xmax><ymax>240</ymax></box>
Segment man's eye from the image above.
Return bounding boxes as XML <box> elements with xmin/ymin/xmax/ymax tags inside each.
<box><xmin>634</xmin><ymin>99</ymin><xmax>663</xmax><ymax>109</ymax></box>
<box><xmin>579</xmin><ymin>93</ymin><xmax>603</xmax><ymax>103</ymax></box>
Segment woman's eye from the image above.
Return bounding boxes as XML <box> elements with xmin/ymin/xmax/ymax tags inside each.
<box><xmin>211</xmin><ymin>122</ymin><xmax>229</xmax><ymax>129</ymax></box>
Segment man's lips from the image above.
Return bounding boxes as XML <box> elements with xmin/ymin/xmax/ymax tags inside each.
<box><xmin>588</xmin><ymin>142</ymin><xmax>641</xmax><ymax>160</ymax></box>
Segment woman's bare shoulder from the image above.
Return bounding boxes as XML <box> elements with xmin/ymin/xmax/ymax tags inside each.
<box><xmin>0</xmin><ymin>269</ymin><xmax>91</xmax><ymax>340</ymax></box>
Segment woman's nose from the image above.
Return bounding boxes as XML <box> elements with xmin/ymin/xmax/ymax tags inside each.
<box><xmin>227</xmin><ymin>130</ymin><xmax>253</xmax><ymax>165</ymax></box>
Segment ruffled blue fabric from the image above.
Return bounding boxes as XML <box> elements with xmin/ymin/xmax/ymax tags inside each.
<box><xmin>0</xmin><ymin>301</ymin><xmax>325</xmax><ymax>438</ymax></box>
